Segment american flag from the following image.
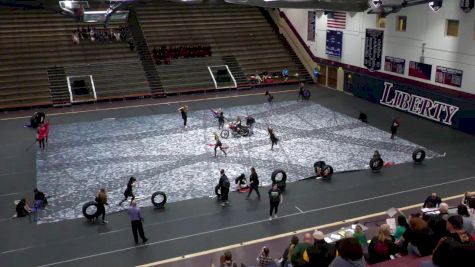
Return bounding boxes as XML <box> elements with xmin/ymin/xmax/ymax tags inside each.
<box><xmin>327</xmin><ymin>11</ymin><xmax>346</xmax><ymax>29</ymax></box>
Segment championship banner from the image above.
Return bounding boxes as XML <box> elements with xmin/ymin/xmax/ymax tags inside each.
<box><xmin>409</xmin><ymin>61</ymin><xmax>432</xmax><ymax>80</ymax></box>
<box><xmin>435</xmin><ymin>66</ymin><xmax>463</xmax><ymax>87</ymax></box>
<box><xmin>325</xmin><ymin>30</ymin><xmax>343</xmax><ymax>57</ymax></box>
<box><xmin>384</xmin><ymin>56</ymin><xmax>405</xmax><ymax>75</ymax></box>
<box><xmin>364</xmin><ymin>29</ymin><xmax>384</xmax><ymax>70</ymax></box>
<box><xmin>307</xmin><ymin>11</ymin><xmax>316</xmax><ymax>41</ymax></box>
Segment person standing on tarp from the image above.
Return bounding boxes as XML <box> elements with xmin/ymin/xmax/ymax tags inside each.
<box><xmin>390</xmin><ymin>118</ymin><xmax>400</xmax><ymax>139</ymax></box>
<box><xmin>268</xmin><ymin>127</ymin><xmax>279</xmax><ymax>151</ymax></box>
<box><xmin>178</xmin><ymin>105</ymin><xmax>189</xmax><ymax>128</ymax></box>
<box><xmin>119</xmin><ymin>177</ymin><xmax>137</xmax><ymax>206</ymax></box>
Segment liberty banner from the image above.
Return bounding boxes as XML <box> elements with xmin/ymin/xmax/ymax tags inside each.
<box><xmin>364</xmin><ymin>29</ymin><xmax>384</xmax><ymax>70</ymax></box>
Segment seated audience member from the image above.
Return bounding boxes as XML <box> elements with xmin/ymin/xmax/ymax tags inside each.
<box><xmin>393</xmin><ymin>214</ymin><xmax>409</xmax><ymax>241</ymax></box>
<box><xmin>303</xmin><ymin>230</ymin><xmax>336</xmax><ymax>266</ymax></box>
<box><xmin>427</xmin><ymin>203</ymin><xmax>450</xmax><ymax>242</ymax></box>
<box><xmin>15</xmin><ymin>198</ymin><xmax>32</xmax><ymax>218</ymax></box>
<box><xmin>257</xmin><ymin>246</ymin><xmax>275</xmax><ymax>267</ymax></box>
<box><xmin>282</xmin><ymin>67</ymin><xmax>289</xmax><ymax>81</ymax></box>
<box><xmin>397</xmin><ymin>217</ymin><xmax>436</xmax><ymax>256</ymax></box>
<box><xmin>281</xmin><ymin>235</ymin><xmax>299</xmax><ymax>267</ymax></box>
<box><xmin>353</xmin><ymin>224</ymin><xmax>368</xmax><ymax>249</ymax></box>
<box><xmin>457</xmin><ymin>204</ymin><xmax>474</xmax><ymax>235</ymax></box>
<box><xmin>291</xmin><ymin>233</ymin><xmax>314</xmax><ymax>267</ymax></box>
<box><xmin>421</xmin><ymin>215</ymin><xmax>475</xmax><ymax>267</ymax></box>
<box><xmin>423</xmin><ymin>192</ymin><xmax>442</xmax><ymax>208</ymax></box>
<box><xmin>220</xmin><ymin>250</ymin><xmax>238</xmax><ymax>267</ymax></box>
<box><xmin>367</xmin><ymin>224</ymin><xmax>397</xmax><ymax>263</ymax></box>
<box><xmin>329</xmin><ymin>237</ymin><xmax>366</xmax><ymax>267</ymax></box>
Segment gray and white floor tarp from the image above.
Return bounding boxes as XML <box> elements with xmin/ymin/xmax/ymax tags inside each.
<box><xmin>36</xmin><ymin>101</ymin><xmax>441</xmax><ymax>223</ymax></box>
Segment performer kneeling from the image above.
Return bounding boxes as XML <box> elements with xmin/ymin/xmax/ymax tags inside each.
<box><xmin>234</xmin><ymin>173</ymin><xmax>249</xmax><ymax>191</ymax></box>
<box><xmin>214</xmin><ymin>133</ymin><xmax>227</xmax><ymax>157</ymax></box>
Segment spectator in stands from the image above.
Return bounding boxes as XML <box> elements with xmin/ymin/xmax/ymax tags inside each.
<box><xmin>457</xmin><ymin>204</ymin><xmax>474</xmax><ymax>235</ymax></box>
<box><xmin>421</xmin><ymin>215</ymin><xmax>475</xmax><ymax>267</ymax></box>
<box><xmin>423</xmin><ymin>193</ymin><xmax>442</xmax><ymax>208</ymax></box>
<box><xmin>220</xmin><ymin>250</ymin><xmax>238</xmax><ymax>267</ymax></box>
<box><xmin>128</xmin><ymin>38</ymin><xmax>135</xmax><ymax>51</ymax></box>
<box><xmin>393</xmin><ymin>214</ymin><xmax>409</xmax><ymax>241</ymax></box>
<box><xmin>291</xmin><ymin>232</ymin><xmax>314</xmax><ymax>266</ymax></box>
<box><xmin>367</xmin><ymin>224</ymin><xmax>397</xmax><ymax>264</ymax></box>
<box><xmin>303</xmin><ymin>230</ymin><xmax>336</xmax><ymax>266</ymax></box>
<box><xmin>256</xmin><ymin>246</ymin><xmax>275</xmax><ymax>267</ymax></box>
<box><xmin>427</xmin><ymin>203</ymin><xmax>450</xmax><ymax>242</ymax></box>
<box><xmin>352</xmin><ymin>224</ymin><xmax>368</xmax><ymax>250</ymax></box>
<box><xmin>328</xmin><ymin>237</ymin><xmax>365</xmax><ymax>267</ymax></box>
<box><xmin>15</xmin><ymin>198</ymin><xmax>32</xmax><ymax>218</ymax></box>
<box><xmin>72</xmin><ymin>30</ymin><xmax>80</xmax><ymax>45</ymax></box>
<box><xmin>282</xmin><ymin>67</ymin><xmax>289</xmax><ymax>81</ymax></box>
<box><xmin>281</xmin><ymin>235</ymin><xmax>299</xmax><ymax>267</ymax></box>
<box><xmin>397</xmin><ymin>217</ymin><xmax>436</xmax><ymax>257</ymax></box>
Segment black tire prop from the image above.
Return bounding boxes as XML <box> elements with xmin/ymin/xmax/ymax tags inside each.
<box><xmin>412</xmin><ymin>148</ymin><xmax>426</xmax><ymax>163</ymax></box>
<box><xmin>271</xmin><ymin>169</ymin><xmax>287</xmax><ymax>191</ymax></box>
<box><xmin>370</xmin><ymin>158</ymin><xmax>384</xmax><ymax>171</ymax></box>
<box><xmin>151</xmin><ymin>191</ymin><xmax>167</xmax><ymax>208</ymax></box>
<box><xmin>82</xmin><ymin>201</ymin><xmax>101</xmax><ymax>220</ymax></box>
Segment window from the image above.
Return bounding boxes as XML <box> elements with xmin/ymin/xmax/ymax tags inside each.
<box><xmin>396</xmin><ymin>16</ymin><xmax>407</xmax><ymax>32</ymax></box>
<box><xmin>446</xmin><ymin>19</ymin><xmax>459</xmax><ymax>37</ymax></box>
<box><xmin>377</xmin><ymin>15</ymin><xmax>386</xmax><ymax>28</ymax></box>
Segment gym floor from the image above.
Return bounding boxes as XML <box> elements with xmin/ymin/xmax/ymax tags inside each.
<box><xmin>1</xmin><ymin>85</ymin><xmax>474</xmax><ymax>267</ymax></box>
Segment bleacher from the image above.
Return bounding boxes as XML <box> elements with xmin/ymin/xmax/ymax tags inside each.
<box><xmin>0</xmin><ymin>8</ymin><xmax>148</xmax><ymax>109</ymax></box>
<box><xmin>135</xmin><ymin>0</ymin><xmax>310</xmax><ymax>93</ymax></box>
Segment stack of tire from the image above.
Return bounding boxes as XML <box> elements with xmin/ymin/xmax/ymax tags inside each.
<box><xmin>314</xmin><ymin>161</ymin><xmax>333</xmax><ymax>180</ymax></box>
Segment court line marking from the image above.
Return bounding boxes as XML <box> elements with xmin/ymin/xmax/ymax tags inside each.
<box><xmin>0</xmin><ymin>89</ymin><xmax>298</xmax><ymax>121</ymax></box>
<box><xmin>294</xmin><ymin>206</ymin><xmax>304</xmax><ymax>213</ymax></box>
<box><xmin>30</xmin><ymin>176</ymin><xmax>474</xmax><ymax>267</ymax></box>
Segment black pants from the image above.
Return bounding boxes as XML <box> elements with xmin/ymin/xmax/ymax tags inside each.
<box><xmin>131</xmin><ymin>220</ymin><xmax>146</xmax><ymax>243</ymax></box>
<box><xmin>221</xmin><ymin>187</ymin><xmax>229</xmax><ymax>202</ymax></box>
<box><xmin>38</xmin><ymin>138</ymin><xmax>45</xmax><ymax>150</ymax></box>
<box><xmin>182</xmin><ymin>115</ymin><xmax>187</xmax><ymax>126</ymax></box>
<box><xmin>219</xmin><ymin>121</ymin><xmax>224</xmax><ymax>129</ymax></box>
<box><xmin>97</xmin><ymin>203</ymin><xmax>106</xmax><ymax>221</ymax></box>
<box><xmin>247</xmin><ymin>184</ymin><xmax>260</xmax><ymax>198</ymax></box>
<box><xmin>270</xmin><ymin>201</ymin><xmax>279</xmax><ymax>216</ymax></box>
<box><xmin>119</xmin><ymin>192</ymin><xmax>135</xmax><ymax>205</ymax></box>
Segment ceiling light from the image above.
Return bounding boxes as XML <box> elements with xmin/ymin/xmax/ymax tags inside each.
<box><xmin>429</xmin><ymin>0</ymin><xmax>443</xmax><ymax>12</ymax></box>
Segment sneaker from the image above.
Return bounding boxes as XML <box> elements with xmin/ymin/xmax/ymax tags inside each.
<box><xmin>274</xmin><ymin>214</ymin><xmax>278</xmax><ymax>219</ymax></box>
<box><xmin>269</xmin><ymin>216</ymin><xmax>272</xmax><ymax>221</ymax></box>
<box><xmin>101</xmin><ymin>220</ymin><xmax>108</xmax><ymax>224</ymax></box>
<box><xmin>221</xmin><ymin>203</ymin><xmax>226</xmax><ymax>206</ymax></box>
<box><xmin>142</xmin><ymin>238</ymin><xmax>148</xmax><ymax>243</ymax></box>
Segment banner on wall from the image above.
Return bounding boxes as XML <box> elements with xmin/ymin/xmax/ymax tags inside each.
<box><xmin>307</xmin><ymin>11</ymin><xmax>316</xmax><ymax>41</ymax></box>
<box><xmin>364</xmin><ymin>29</ymin><xmax>384</xmax><ymax>71</ymax></box>
<box><xmin>409</xmin><ymin>61</ymin><xmax>432</xmax><ymax>80</ymax></box>
<box><xmin>384</xmin><ymin>56</ymin><xmax>405</xmax><ymax>75</ymax></box>
<box><xmin>435</xmin><ymin>66</ymin><xmax>463</xmax><ymax>87</ymax></box>
<box><xmin>325</xmin><ymin>30</ymin><xmax>343</xmax><ymax>57</ymax></box>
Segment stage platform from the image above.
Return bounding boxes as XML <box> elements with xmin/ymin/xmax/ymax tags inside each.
<box><xmin>37</xmin><ymin>100</ymin><xmax>440</xmax><ymax>223</ymax></box>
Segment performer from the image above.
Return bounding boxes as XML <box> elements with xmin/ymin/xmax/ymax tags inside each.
<box><xmin>178</xmin><ymin>105</ymin><xmax>188</xmax><ymax>128</ymax></box>
<box><xmin>214</xmin><ymin>133</ymin><xmax>227</xmax><ymax>157</ymax></box>
<box><xmin>234</xmin><ymin>116</ymin><xmax>242</xmax><ymax>132</ymax></box>
<box><xmin>218</xmin><ymin>111</ymin><xmax>225</xmax><ymax>130</ymax></box>
<box><xmin>234</xmin><ymin>173</ymin><xmax>249</xmax><ymax>191</ymax></box>
<box><xmin>390</xmin><ymin>118</ymin><xmax>400</xmax><ymax>139</ymax></box>
<box><xmin>27</xmin><ymin>112</ymin><xmax>46</xmax><ymax>128</ymax></box>
<box><xmin>298</xmin><ymin>82</ymin><xmax>305</xmax><ymax>101</ymax></box>
<box><xmin>119</xmin><ymin>177</ymin><xmax>137</xmax><ymax>206</ymax></box>
<box><xmin>36</xmin><ymin>122</ymin><xmax>48</xmax><ymax>150</ymax></box>
<box><xmin>246</xmin><ymin>116</ymin><xmax>255</xmax><ymax>135</ymax></box>
<box><xmin>265</xmin><ymin>90</ymin><xmax>274</xmax><ymax>104</ymax></box>
<box><xmin>95</xmin><ymin>188</ymin><xmax>109</xmax><ymax>224</ymax></box>
<box><xmin>268</xmin><ymin>127</ymin><xmax>279</xmax><ymax>151</ymax></box>
<box><xmin>246</xmin><ymin>167</ymin><xmax>260</xmax><ymax>199</ymax></box>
